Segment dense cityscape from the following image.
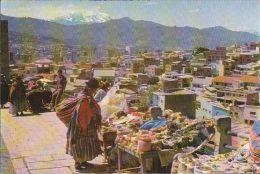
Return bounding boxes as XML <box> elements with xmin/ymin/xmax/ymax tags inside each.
<box><xmin>1</xmin><ymin>1</ymin><xmax>260</xmax><ymax>174</ymax></box>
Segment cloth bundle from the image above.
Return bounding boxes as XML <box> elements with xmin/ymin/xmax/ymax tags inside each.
<box><xmin>56</xmin><ymin>96</ymin><xmax>83</xmax><ymax>126</ymax></box>
<box><xmin>249</xmin><ymin>120</ymin><xmax>260</xmax><ymax>162</ymax></box>
<box><xmin>140</xmin><ymin>118</ymin><xmax>167</xmax><ymax>130</ymax></box>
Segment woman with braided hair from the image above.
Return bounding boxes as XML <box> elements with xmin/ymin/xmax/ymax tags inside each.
<box><xmin>66</xmin><ymin>78</ymin><xmax>102</xmax><ymax>170</ymax></box>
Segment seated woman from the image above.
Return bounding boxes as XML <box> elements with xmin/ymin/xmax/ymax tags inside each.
<box><xmin>27</xmin><ymin>81</ymin><xmax>44</xmax><ymax>113</ymax></box>
<box><xmin>42</xmin><ymin>82</ymin><xmax>52</xmax><ymax>108</ymax></box>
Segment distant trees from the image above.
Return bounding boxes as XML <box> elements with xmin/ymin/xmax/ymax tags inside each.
<box><xmin>107</xmin><ymin>48</ymin><xmax>122</xmax><ymax>57</ymax></box>
<box><xmin>148</xmin><ymin>76</ymin><xmax>160</xmax><ymax>85</ymax></box>
<box><xmin>193</xmin><ymin>47</ymin><xmax>209</xmax><ymax>55</ymax></box>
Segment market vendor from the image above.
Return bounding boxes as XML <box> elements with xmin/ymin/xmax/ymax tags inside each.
<box><xmin>51</xmin><ymin>69</ymin><xmax>67</xmax><ymax>110</ymax></box>
<box><xmin>140</xmin><ymin>107</ymin><xmax>167</xmax><ymax>131</ymax></box>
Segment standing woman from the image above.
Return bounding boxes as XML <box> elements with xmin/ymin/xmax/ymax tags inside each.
<box><xmin>0</xmin><ymin>74</ymin><xmax>9</xmax><ymax>108</ymax></box>
<box><xmin>66</xmin><ymin>78</ymin><xmax>102</xmax><ymax>170</ymax></box>
<box><xmin>9</xmin><ymin>76</ymin><xmax>27</xmax><ymax>116</ymax></box>
<box><xmin>51</xmin><ymin>69</ymin><xmax>67</xmax><ymax>110</ymax></box>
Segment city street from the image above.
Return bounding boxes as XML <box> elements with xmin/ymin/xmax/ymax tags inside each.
<box><xmin>0</xmin><ymin>109</ymin><xmax>107</xmax><ymax>174</ymax></box>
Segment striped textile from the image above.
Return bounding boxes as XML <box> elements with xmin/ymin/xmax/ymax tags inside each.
<box><xmin>66</xmin><ymin>122</ymin><xmax>102</xmax><ymax>162</ymax></box>
<box><xmin>56</xmin><ymin>96</ymin><xmax>83</xmax><ymax>126</ymax></box>
<box><xmin>249</xmin><ymin>121</ymin><xmax>260</xmax><ymax>162</ymax></box>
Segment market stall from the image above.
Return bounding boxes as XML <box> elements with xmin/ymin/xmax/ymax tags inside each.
<box><xmin>101</xmin><ymin>107</ymin><xmax>215</xmax><ymax>173</ymax></box>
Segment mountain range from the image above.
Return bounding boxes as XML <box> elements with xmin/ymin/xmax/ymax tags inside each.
<box><xmin>1</xmin><ymin>15</ymin><xmax>259</xmax><ymax>50</ymax></box>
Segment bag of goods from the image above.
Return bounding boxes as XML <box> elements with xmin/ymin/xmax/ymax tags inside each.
<box><xmin>249</xmin><ymin>120</ymin><xmax>260</xmax><ymax>163</ymax></box>
<box><xmin>8</xmin><ymin>102</ymin><xmax>16</xmax><ymax>115</ymax></box>
<box><xmin>55</xmin><ymin>96</ymin><xmax>83</xmax><ymax>126</ymax></box>
<box><xmin>99</xmin><ymin>90</ymin><xmax>127</xmax><ymax>120</ymax></box>
<box><xmin>137</xmin><ymin>134</ymin><xmax>152</xmax><ymax>152</ymax></box>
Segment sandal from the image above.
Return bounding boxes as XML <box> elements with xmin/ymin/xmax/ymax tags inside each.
<box><xmin>81</xmin><ymin>162</ymin><xmax>94</xmax><ymax>168</ymax></box>
<box><xmin>75</xmin><ymin>162</ymin><xmax>82</xmax><ymax>170</ymax></box>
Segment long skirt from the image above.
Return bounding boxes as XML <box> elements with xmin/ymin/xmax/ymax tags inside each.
<box><xmin>66</xmin><ymin>123</ymin><xmax>102</xmax><ymax>163</ymax></box>
<box><xmin>13</xmin><ymin>99</ymin><xmax>26</xmax><ymax>112</ymax></box>
<box><xmin>27</xmin><ymin>91</ymin><xmax>43</xmax><ymax>112</ymax></box>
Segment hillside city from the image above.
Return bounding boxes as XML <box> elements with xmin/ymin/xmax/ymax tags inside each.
<box><xmin>1</xmin><ymin>2</ymin><xmax>260</xmax><ymax>174</ymax></box>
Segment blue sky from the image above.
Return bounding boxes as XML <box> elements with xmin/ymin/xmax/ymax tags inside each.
<box><xmin>1</xmin><ymin>0</ymin><xmax>260</xmax><ymax>32</ymax></box>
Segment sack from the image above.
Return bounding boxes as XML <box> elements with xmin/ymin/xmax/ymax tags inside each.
<box><xmin>8</xmin><ymin>102</ymin><xmax>16</xmax><ymax>115</ymax></box>
<box><xmin>56</xmin><ymin>96</ymin><xmax>82</xmax><ymax>126</ymax></box>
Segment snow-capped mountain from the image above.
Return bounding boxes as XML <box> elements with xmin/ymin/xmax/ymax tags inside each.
<box><xmin>52</xmin><ymin>12</ymin><xmax>112</xmax><ymax>25</ymax></box>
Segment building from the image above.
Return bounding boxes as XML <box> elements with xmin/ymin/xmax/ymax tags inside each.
<box><xmin>144</xmin><ymin>65</ymin><xmax>163</xmax><ymax>77</ymax></box>
<box><xmin>233</xmin><ymin>51</ymin><xmax>260</xmax><ymax>65</ymax></box>
<box><xmin>196</xmin><ymin>96</ymin><xmax>230</xmax><ymax>119</ymax></box>
<box><xmin>144</xmin><ymin>57</ymin><xmax>160</xmax><ymax>67</ymax></box>
<box><xmin>127</xmin><ymin>73</ymin><xmax>149</xmax><ymax>85</ymax></box>
<box><xmin>216</xmin><ymin>89</ymin><xmax>259</xmax><ymax>105</ymax></box>
<box><xmin>162</xmin><ymin>72</ymin><xmax>193</xmax><ymax>90</ymax></box>
<box><xmin>191</xmin><ymin>77</ymin><xmax>213</xmax><ymax>90</ymax></box>
<box><xmin>152</xmin><ymin>89</ymin><xmax>196</xmax><ymax>119</ymax></box>
<box><xmin>164</xmin><ymin>61</ymin><xmax>183</xmax><ymax>73</ymax></box>
<box><xmin>34</xmin><ymin>58</ymin><xmax>53</xmax><ymax>73</ymax></box>
<box><xmin>75</xmin><ymin>63</ymin><xmax>92</xmax><ymax>70</ymax></box>
<box><xmin>0</xmin><ymin>20</ymin><xmax>9</xmax><ymax>76</ymax></box>
<box><xmin>131</xmin><ymin>59</ymin><xmax>145</xmax><ymax>73</ymax></box>
<box><xmin>213</xmin><ymin>75</ymin><xmax>260</xmax><ymax>90</ymax></box>
<box><xmin>240</xmin><ymin>105</ymin><xmax>260</xmax><ymax>124</ymax></box>
<box><xmin>92</xmin><ymin>68</ymin><xmax>116</xmax><ymax>81</ymax></box>
<box><xmin>233</xmin><ymin>63</ymin><xmax>260</xmax><ymax>76</ymax></box>
<box><xmin>192</xmin><ymin>66</ymin><xmax>212</xmax><ymax>77</ymax></box>
<box><xmin>204</xmin><ymin>47</ymin><xmax>226</xmax><ymax>63</ymax></box>
<box><xmin>223</xmin><ymin>59</ymin><xmax>235</xmax><ymax>75</ymax></box>
<box><xmin>125</xmin><ymin>46</ymin><xmax>136</xmax><ymax>55</ymax></box>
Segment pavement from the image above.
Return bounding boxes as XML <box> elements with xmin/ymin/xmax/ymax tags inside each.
<box><xmin>0</xmin><ymin>108</ymin><xmax>108</xmax><ymax>174</ymax></box>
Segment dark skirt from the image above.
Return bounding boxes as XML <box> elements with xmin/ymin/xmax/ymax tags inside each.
<box><xmin>27</xmin><ymin>90</ymin><xmax>43</xmax><ymax>112</ymax></box>
<box><xmin>66</xmin><ymin>121</ymin><xmax>102</xmax><ymax>163</ymax></box>
<box><xmin>0</xmin><ymin>84</ymin><xmax>9</xmax><ymax>105</ymax></box>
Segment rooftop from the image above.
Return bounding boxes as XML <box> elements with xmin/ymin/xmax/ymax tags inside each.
<box><xmin>213</xmin><ymin>75</ymin><xmax>260</xmax><ymax>84</ymax></box>
<box><xmin>154</xmin><ymin>89</ymin><xmax>195</xmax><ymax>96</ymax></box>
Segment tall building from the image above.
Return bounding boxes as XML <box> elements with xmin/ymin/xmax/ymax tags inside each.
<box><xmin>0</xmin><ymin>20</ymin><xmax>9</xmax><ymax>76</ymax></box>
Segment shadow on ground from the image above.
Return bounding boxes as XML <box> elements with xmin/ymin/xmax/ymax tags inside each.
<box><xmin>0</xmin><ymin>136</ymin><xmax>15</xmax><ymax>174</ymax></box>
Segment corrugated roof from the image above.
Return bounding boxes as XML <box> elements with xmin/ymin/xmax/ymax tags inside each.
<box><xmin>213</xmin><ymin>76</ymin><xmax>239</xmax><ymax>83</ymax></box>
<box><xmin>213</xmin><ymin>75</ymin><xmax>260</xmax><ymax>84</ymax></box>
<box><xmin>241</xmin><ymin>75</ymin><xmax>260</xmax><ymax>83</ymax></box>
<box><xmin>93</xmin><ymin>69</ymin><xmax>116</xmax><ymax>77</ymax></box>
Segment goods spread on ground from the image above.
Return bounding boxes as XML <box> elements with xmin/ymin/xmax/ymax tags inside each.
<box><xmin>172</xmin><ymin>145</ymin><xmax>260</xmax><ymax>173</ymax></box>
<box><xmin>170</xmin><ymin>120</ymin><xmax>260</xmax><ymax>174</ymax></box>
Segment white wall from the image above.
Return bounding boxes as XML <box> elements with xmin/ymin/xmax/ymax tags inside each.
<box><xmin>243</xmin><ymin>105</ymin><xmax>260</xmax><ymax>120</ymax></box>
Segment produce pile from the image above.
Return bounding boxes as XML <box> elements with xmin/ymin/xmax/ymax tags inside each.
<box><xmin>173</xmin><ymin>147</ymin><xmax>260</xmax><ymax>173</ymax></box>
<box><xmin>101</xmin><ymin>110</ymin><xmax>214</xmax><ymax>153</ymax></box>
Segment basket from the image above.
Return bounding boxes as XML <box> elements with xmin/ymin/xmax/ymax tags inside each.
<box><xmin>137</xmin><ymin>138</ymin><xmax>152</xmax><ymax>152</ymax></box>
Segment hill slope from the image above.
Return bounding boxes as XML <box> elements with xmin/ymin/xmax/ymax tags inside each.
<box><xmin>1</xmin><ymin>15</ymin><xmax>259</xmax><ymax>49</ymax></box>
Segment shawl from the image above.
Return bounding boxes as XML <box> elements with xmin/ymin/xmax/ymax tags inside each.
<box><xmin>67</xmin><ymin>95</ymin><xmax>101</xmax><ymax>145</ymax></box>
<box><xmin>78</xmin><ymin>96</ymin><xmax>101</xmax><ymax>130</ymax></box>
<box><xmin>9</xmin><ymin>82</ymin><xmax>26</xmax><ymax>100</ymax></box>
